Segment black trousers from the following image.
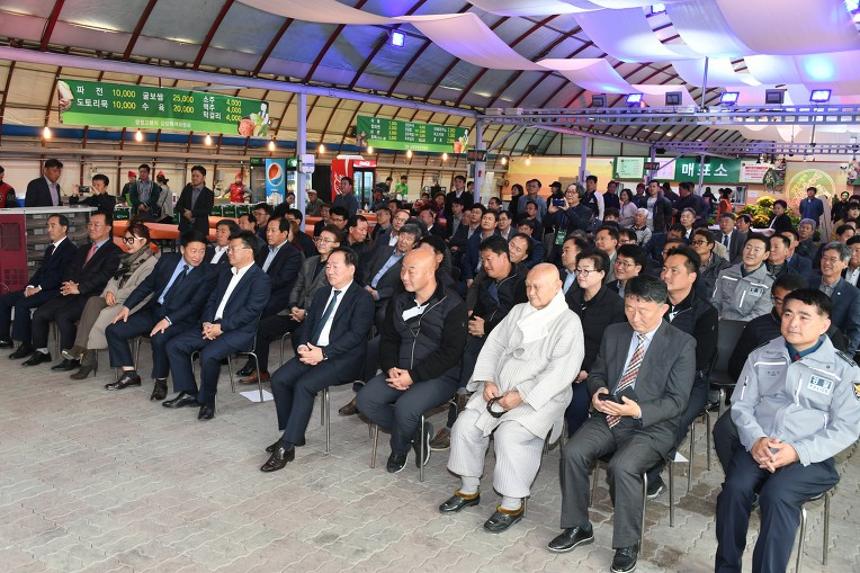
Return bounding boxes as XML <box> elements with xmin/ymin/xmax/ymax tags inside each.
<box><xmin>253</xmin><ymin>314</ymin><xmax>301</xmax><ymax>373</ymax></box>
<box><xmin>713</xmin><ymin>407</ymin><xmax>741</xmax><ymax>475</ymax></box>
<box><xmin>560</xmin><ymin>416</ymin><xmax>664</xmax><ymax>548</ymax></box>
<box><xmin>105</xmin><ymin>306</ymin><xmax>190</xmax><ymax>379</ymax></box>
<box><xmin>270</xmin><ymin>357</ymin><xmax>353</xmax><ymax>446</ymax></box>
<box><xmin>356</xmin><ymin>370</ymin><xmax>459</xmax><ymax>455</ymax></box>
<box><xmin>31</xmin><ymin>295</ymin><xmax>87</xmax><ymax>351</ymax></box>
<box><xmin>166</xmin><ymin>328</ymin><xmax>251</xmax><ymax>406</ymax></box>
<box><xmin>0</xmin><ymin>290</ymin><xmax>56</xmax><ymax>343</ymax></box>
<box><xmin>715</xmin><ymin>451</ymin><xmax>838</xmax><ymax>573</ymax></box>
<box><xmin>444</xmin><ymin>334</ymin><xmax>484</xmax><ymax>428</ymax></box>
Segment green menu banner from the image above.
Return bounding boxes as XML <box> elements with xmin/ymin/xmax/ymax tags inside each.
<box><xmin>356</xmin><ymin>115</ymin><xmax>470</xmax><ymax>153</ymax></box>
<box><xmin>674</xmin><ymin>156</ymin><xmax>742</xmax><ymax>183</ymax></box>
<box><xmin>57</xmin><ymin>79</ymin><xmax>270</xmax><ymax>136</ymax></box>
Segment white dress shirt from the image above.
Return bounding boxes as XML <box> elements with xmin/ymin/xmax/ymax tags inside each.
<box><xmin>210</xmin><ymin>245</ymin><xmax>228</xmax><ymax>264</ymax></box>
<box><xmin>316</xmin><ymin>281</ymin><xmax>352</xmax><ymax>346</ymax></box>
<box><xmin>214</xmin><ymin>263</ymin><xmax>253</xmax><ymax>321</ymax></box>
<box><xmin>29</xmin><ymin>236</ymin><xmax>66</xmax><ymax>290</ymax></box>
<box><xmin>616</xmin><ymin>325</ymin><xmax>660</xmax><ymax>392</ymax></box>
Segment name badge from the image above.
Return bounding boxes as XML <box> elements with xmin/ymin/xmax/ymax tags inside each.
<box><xmin>748</xmin><ymin>286</ymin><xmax>765</xmax><ymax>297</ymax></box>
<box><xmin>807</xmin><ymin>375</ymin><xmax>834</xmax><ymax>396</ymax></box>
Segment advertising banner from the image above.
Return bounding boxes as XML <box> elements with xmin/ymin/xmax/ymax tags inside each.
<box><xmin>356</xmin><ymin>115</ymin><xmax>469</xmax><ymax>153</ymax></box>
<box><xmin>265</xmin><ymin>158</ymin><xmax>286</xmax><ymax>205</ymax></box>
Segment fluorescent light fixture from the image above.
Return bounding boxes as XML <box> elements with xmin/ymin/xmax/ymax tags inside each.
<box><xmin>625</xmin><ymin>93</ymin><xmax>643</xmax><ymax>107</ymax></box>
<box><xmin>810</xmin><ymin>89</ymin><xmax>832</xmax><ymax>103</ymax></box>
<box><xmin>765</xmin><ymin>89</ymin><xmax>785</xmax><ymax>105</ymax></box>
<box><xmin>719</xmin><ymin>91</ymin><xmax>740</xmax><ymax>106</ymax></box>
<box><xmin>390</xmin><ymin>31</ymin><xmax>405</xmax><ymax>48</ymax></box>
<box><xmin>590</xmin><ymin>94</ymin><xmax>607</xmax><ymax>108</ymax></box>
<box><xmin>664</xmin><ymin>91</ymin><xmax>682</xmax><ymax>106</ymax></box>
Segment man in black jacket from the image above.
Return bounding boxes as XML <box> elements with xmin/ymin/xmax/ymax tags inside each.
<box><xmin>23</xmin><ymin>212</ymin><xmax>122</xmax><ymax>367</ymax></box>
<box><xmin>768</xmin><ymin>199</ymin><xmax>794</xmax><ymax>233</ymax></box>
<box><xmin>444</xmin><ymin>175</ymin><xmax>473</xmax><ymax>223</ymax></box>
<box><xmin>430</xmin><ymin>236</ymin><xmax>527</xmax><ymax>450</ymax></box>
<box><xmin>260</xmin><ymin>247</ymin><xmax>375</xmax><ymax>472</ymax></box>
<box><xmin>24</xmin><ymin>158</ymin><xmax>63</xmax><ymax>207</ymax></box>
<box><xmin>357</xmin><ymin>248</ymin><xmax>467</xmax><ymax>473</ymax></box>
<box><xmin>256</xmin><ymin>217</ymin><xmax>303</xmax><ymax>317</ymax></box>
<box><xmin>1</xmin><ymin>214</ymin><xmax>76</xmax><ymax>355</ymax></box>
<box><xmin>176</xmin><ymin>165</ymin><xmax>214</xmax><ymax>236</ymax></box>
<box><xmin>104</xmin><ymin>231</ymin><xmax>211</xmax><ymax>399</ymax></box>
<box><xmin>645</xmin><ymin>246</ymin><xmax>718</xmax><ymax>496</ymax></box>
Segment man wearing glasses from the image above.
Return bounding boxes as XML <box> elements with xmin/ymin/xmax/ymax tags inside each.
<box><xmin>809</xmin><ymin>242</ymin><xmax>860</xmax><ymax>355</ymax></box>
<box><xmin>239</xmin><ymin>225</ymin><xmax>342</xmax><ymax>385</ymax></box>
<box><xmin>163</xmin><ymin>231</ymin><xmax>271</xmax><ymax>420</ymax></box>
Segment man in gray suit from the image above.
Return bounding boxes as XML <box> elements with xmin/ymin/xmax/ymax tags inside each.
<box><xmin>547</xmin><ymin>275</ymin><xmax>696</xmax><ymax>573</ymax></box>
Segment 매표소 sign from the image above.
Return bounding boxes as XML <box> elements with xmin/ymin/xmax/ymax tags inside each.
<box><xmin>356</xmin><ymin>115</ymin><xmax>469</xmax><ymax>153</ymax></box>
<box><xmin>57</xmin><ymin>79</ymin><xmax>270</xmax><ymax>136</ymax></box>
<box><xmin>674</xmin><ymin>157</ymin><xmax>742</xmax><ymax>184</ymax></box>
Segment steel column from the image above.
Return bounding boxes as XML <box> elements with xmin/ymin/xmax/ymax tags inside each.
<box><xmin>473</xmin><ymin>120</ymin><xmax>485</xmax><ymax>204</ymax></box>
<box><xmin>296</xmin><ymin>92</ymin><xmax>307</xmax><ymax>226</ymax></box>
<box><xmin>579</xmin><ymin>136</ymin><xmax>589</xmax><ymax>187</ymax></box>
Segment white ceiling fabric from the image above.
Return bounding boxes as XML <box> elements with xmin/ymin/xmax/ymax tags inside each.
<box><xmin>632</xmin><ymin>83</ymin><xmax>695</xmax><ymax>106</ymax></box>
<box><xmin>574</xmin><ymin>7</ymin><xmax>697</xmax><ymax>62</ymax></box>
<box><xmin>468</xmin><ymin>0</ymin><xmax>598</xmax><ymax>16</ymax></box>
<box><xmin>672</xmin><ymin>57</ymin><xmax>760</xmax><ymax>87</ymax></box>
<box><xmin>666</xmin><ymin>0</ymin><xmax>752</xmax><ymax>58</ymax></box>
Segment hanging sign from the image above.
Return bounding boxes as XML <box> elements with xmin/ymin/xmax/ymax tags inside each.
<box><xmin>265</xmin><ymin>158</ymin><xmax>286</xmax><ymax>205</ymax></box>
<box><xmin>57</xmin><ymin>79</ymin><xmax>270</xmax><ymax>136</ymax></box>
<box><xmin>356</xmin><ymin>115</ymin><xmax>470</xmax><ymax>153</ymax></box>
<box><xmin>674</xmin><ymin>157</ymin><xmax>742</xmax><ymax>183</ymax></box>
<box><xmin>613</xmin><ymin>157</ymin><xmax>645</xmax><ymax>179</ymax></box>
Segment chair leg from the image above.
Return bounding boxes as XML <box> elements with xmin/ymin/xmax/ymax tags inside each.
<box><xmin>669</xmin><ymin>461</ymin><xmax>675</xmax><ymax>528</ymax></box>
<box><xmin>688</xmin><ymin>421</ymin><xmax>695</xmax><ymax>494</ymax></box>
<box><xmin>823</xmin><ymin>492</ymin><xmax>830</xmax><ymax>566</ymax></box>
<box><xmin>227</xmin><ymin>355</ymin><xmax>235</xmax><ymax>393</ymax></box>
<box><xmin>718</xmin><ymin>388</ymin><xmax>726</xmax><ymax>419</ymax></box>
<box><xmin>641</xmin><ymin>472</ymin><xmax>648</xmax><ymax>554</ymax></box>
<box><xmin>419</xmin><ymin>415</ymin><xmax>426</xmax><ymax>483</ymax></box>
<box><xmin>323</xmin><ymin>388</ymin><xmax>331</xmax><ymax>456</ymax></box>
<box><xmin>795</xmin><ymin>506</ymin><xmax>808</xmax><ymax>573</ymax></box>
<box><xmin>134</xmin><ymin>337</ymin><xmax>142</xmax><ymax>370</ymax></box>
<box><xmin>705</xmin><ymin>410</ymin><xmax>712</xmax><ymax>471</ymax></box>
<box><xmin>251</xmin><ymin>352</ymin><xmax>263</xmax><ymax>403</ymax></box>
<box><xmin>370</xmin><ymin>424</ymin><xmax>379</xmax><ymax>468</ymax></box>
<box><xmin>320</xmin><ymin>390</ymin><xmax>325</xmax><ymax>426</ymax></box>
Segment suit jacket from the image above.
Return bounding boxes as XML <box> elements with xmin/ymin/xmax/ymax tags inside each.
<box><xmin>362</xmin><ymin>247</ymin><xmax>404</xmax><ymax>302</ymax></box>
<box><xmin>786</xmin><ymin>254</ymin><xmax>814</xmax><ymax>282</ymax></box>
<box><xmin>769</xmin><ymin>213</ymin><xmax>793</xmax><ymax>234</ymax></box>
<box><xmin>204</xmin><ymin>245</ymin><xmax>230</xmax><ymax>267</ymax></box>
<box><xmin>69</xmin><ymin>193</ymin><xmax>116</xmax><ymax>214</ymax></box>
<box><xmin>176</xmin><ymin>184</ymin><xmax>214</xmax><ymax>235</ymax></box>
<box><xmin>444</xmin><ymin>190</ymin><xmax>474</xmax><ymax>223</ymax></box>
<box><xmin>28</xmin><ymin>237</ymin><xmax>77</xmax><ymax>294</ymax></box>
<box><xmin>289</xmin><ymin>255</ymin><xmax>330</xmax><ymax>310</ymax></box>
<box><xmin>123</xmin><ymin>253</ymin><xmax>211</xmax><ymax>326</ymax></box>
<box><xmin>296</xmin><ymin>282</ymin><xmax>374</xmax><ymax>373</ymax></box>
<box><xmin>256</xmin><ymin>242</ymin><xmax>304</xmax><ymax>315</ymax></box>
<box><xmin>462</xmin><ymin>231</ymin><xmax>498</xmax><ymax>280</ymax></box>
<box><xmin>809</xmin><ymin>276</ymin><xmax>860</xmax><ymax>353</ymax></box>
<box><xmin>24</xmin><ymin>177</ymin><xmax>62</xmax><ymax>207</ymax></box>
<box><xmin>63</xmin><ymin>240</ymin><xmax>123</xmax><ymax>297</ymax></box>
<box><xmin>717</xmin><ymin>229</ymin><xmax>744</xmax><ymax>264</ymax></box>
<box><xmin>202</xmin><ymin>264</ymin><xmax>271</xmax><ymax>345</ymax></box>
<box><xmin>587</xmin><ymin>321</ymin><xmax>696</xmax><ymax>455</ymax></box>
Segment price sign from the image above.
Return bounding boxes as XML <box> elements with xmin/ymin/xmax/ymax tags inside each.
<box><xmin>356</xmin><ymin>115</ymin><xmax>470</xmax><ymax>153</ymax></box>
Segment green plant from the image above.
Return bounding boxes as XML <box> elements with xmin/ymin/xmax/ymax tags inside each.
<box><xmin>739</xmin><ymin>195</ymin><xmax>800</xmax><ymax>229</ymax></box>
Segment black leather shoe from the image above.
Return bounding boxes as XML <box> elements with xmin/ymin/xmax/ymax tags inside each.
<box><xmin>547</xmin><ymin>525</ymin><xmax>595</xmax><ymax>553</ymax></box>
<box><xmin>611</xmin><ymin>545</ymin><xmax>639</xmax><ymax>573</ymax></box>
<box><xmin>105</xmin><ymin>372</ymin><xmax>142</xmax><ymax>391</ymax></box>
<box><xmin>0</xmin><ymin>339</ymin><xmax>12</xmax><ymax>348</ymax></box>
<box><xmin>413</xmin><ymin>422</ymin><xmax>433</xmax><ymax>468</ymax></box>
<box><xmin>439</xmin><ymin>492</ymin><xmax>480</xmax><ymax>513</ymax></box>
<box><xmin>260</xmin><ymin>445</ymin><xmax>295</xmax><ymax>472</ymax></box>
<box><xmin>198</xmin><ymin>404</ymin><xmax>215</xmax><ymax>420</ymax></box>
<box><xmin>51</xmin><ymin>358</ymin><xmax>80</xmax><ymax>372</ymax></box>
<box><xmin>236</xmin><ymin>361</ymin><xmax>255</xmax><ymax>377</ymax></box>
<box><xmin>386</xmin><ymin>451</ymin><xmax>408</xmax><ymax>473</ymax></box>
<box><xmin>150</xmin><ymin>380</ymin><xmax>168</xmax><ymax>401</ymax></box>
<box><xmin>162</xmin><ymin>392</ymin><xmax>199</xmax><ymax>408</ymax></box>
<box><xmin>22</xmin><ymin>351</ymin><xmax>51</xmax><ymax>366</ymax></box>
<box><xmin>338</xmin><ymin>397</ymin><xmax>358</xmax><ymax>416</ymax></box>
<box><xmin>9</xmin><ymin>344</ymin><xmax>34</xmax><ymax>359</ymax></box>
<box><xmin>265</xmin><ymin>437</ymin><xmax>305</xmax><ymax>453</ymax></box>
<box><xmin>483</xmin><ymin>506</ymin><xmax>524</xmax><ymax>533</ymax></box>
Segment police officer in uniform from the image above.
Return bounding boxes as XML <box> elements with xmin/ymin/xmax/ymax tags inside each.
<box><xmin>714</xmin><ymin>289</ymin><xmax>860</xmax><ymax>573</ymax></box>
<box><xmin>712</xmin><ymin>234</ymin><xmax>773</xmax><ymax>322</ymax></box>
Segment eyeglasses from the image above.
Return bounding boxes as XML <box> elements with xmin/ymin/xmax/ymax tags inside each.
<box><xmin>614</xmin><ymin>260</ymin><xmax>636</xmax><ymax>268</ymax></box>
<box><xmin>575</xmin><ymin>268</ymin><xmax>600</xmax><ymax>276</ymax></box>
<box><xmin>690</xmin><ymin>240</ymin><xmax>709</xmax><ymax>246</ymax></box>
<box><xmin>316</xmin><ymin>237</ymin><xmax>337</xmax><ymax>244</ymax></box>
<box><xmin>771</xmin><ymin>296</ymin><xmax>784</xmax><ymax>305</ymax></box>
<box><xmin>122</xmin><ymin>236</ymin><xmax>142</xmax><ymax>244</ymax></box>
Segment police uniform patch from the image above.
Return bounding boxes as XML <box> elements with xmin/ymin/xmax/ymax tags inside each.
<box><xmin>748</xmin><ymin>286</ymin><xmax>765</xmax><ymax>297</ymax></box>
<box><xmin>854</xmin><ymin>382</ymin><xmax>860</xmax><ymax>401</ymax></box>
<box><xmin>807</xmin><ymin>376</ymin><xmax>834</xmax><ymax>395</ymax></box>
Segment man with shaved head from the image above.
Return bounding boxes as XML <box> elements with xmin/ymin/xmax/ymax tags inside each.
<box><xmin>440</xmin><ymin>263</ymin><xmax>584</xmax><ymax>533</ymax></box>
<box><xmin>357</xmin><ymin>248</ymin><xmax>467</xmax><ymax>474</ymax></box>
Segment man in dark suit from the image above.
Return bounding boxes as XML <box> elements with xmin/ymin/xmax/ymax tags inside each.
<box><xmin>24</xmin><ymin>158</ymin><xmax>63</xmax><ymax>207</ymax></box>
<box><xmin>260</xmin><ymin>247</ymin><xmax>375</xmax><ymax>471</ymax></box>
<box><xmin>372</xmin><ymin>209</ymin><xmax>409</xmax><ymax>255</ymax></box>
<box><xmin>163</xmin><ymin>231</ymin><xmax>271</xmax><ymax>420</ymax></box>
<box><xmin>257</xmin><ymin>217</ymin><xmax>303</xmax><ymax>317</ymax></box>
<box><xmin>809</xmin><ymin>242</ymin><xmax>860</xmax><ymax>354</ymax></box>
<box><xmin>285</xmin><ymin>208</ymin><xmax>319</xmax><ymax>258</ymax></box>
<box><xmin>22</xmin><ymin>212</ymin><xmax>122</xmax><ymax>367</ymax></box>
<box><xmin>176</xmin><ymin>165</ymin><xmax>214</xmax><ymax>236</ymax></box>
<box><xmin>717</xmin><ymin>213</ymin><xmax>744</xmax><ymax>264</ymax></box>
<box><xmin>1</xmin><ymin>214</ymin><xmax>76</xmax><ymax>355</ymax></box>
<box><xmin>780</xmin><ymin>229</ymin><xmax>815</xmax><ymax>281</ymax></box>
<box><xmin>104</xmin><ymin>231</ymin><xmax>211</xmax><ymax>400</ymax></box>
<box><xmin>548</xmin><ymin>276</ymin><xmax>695</xmax><ymax>573</ymax></box>
<box><xmin>768</xmin><ymin>199</ymin><xmax>794</xmax><ymax>233</ymax></box>
<box><xmin>444</xmin><ymin>175</ymin><xmax>473</xmax><ymax>224</ymax></box>
<box><xmin>461</xmin><ymin>211</ymin><xmax>499</xmax><ymax>285</ymax></box>
<box><xmin>362</xmin><ymin>223</ymin><xmax>421</xmax><ymax>326</ymax></box>
<box><xmin>205</xmin><ymin>219</ymin><xmax>239</xmax><ymax>267</ymax></box>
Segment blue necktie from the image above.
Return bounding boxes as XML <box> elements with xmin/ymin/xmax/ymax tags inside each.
<box><xmin>158</xmin><ymin>264</ymin><xmax>188</xmax><ymax>304</ymax></box>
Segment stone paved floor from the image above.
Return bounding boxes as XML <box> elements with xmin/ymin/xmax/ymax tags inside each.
<box><xmin>1</xmin><ymin>348</ymin><xmax>858</xmax><ymax>573</ymax></box>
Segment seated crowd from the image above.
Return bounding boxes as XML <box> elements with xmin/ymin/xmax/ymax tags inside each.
<box><xmin>1</xmin><ymin>173</ymin><xmax>858</xmax><ymax>573</ymax></box>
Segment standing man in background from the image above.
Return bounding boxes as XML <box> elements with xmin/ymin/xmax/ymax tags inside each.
<box><xmin>25</xmin><ymin>158</ymin><xmax>63</xmax><ymax>207</ymax></box>
<box><xmin>333</xmin><ymin>176</ymin><xmax>359</xmax><ymax>218</ymax></box>
<box><xmin>176</xmin><ymin>165</ymin><xmax>214</xmax><ymax>236</ymax></box>
<box><xmin>798</xmin><ymin>186</ymin><xmax>824</xmax><ymax>227</ymax></box>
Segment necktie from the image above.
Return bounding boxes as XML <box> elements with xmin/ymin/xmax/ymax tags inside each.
<box><xmin>159</xmin><ymin>264</ymin><xmax>188</xmax><ymax>304</ymax></box>
<box><xmin>84</xmin><ymin>243</ymin><xmax>98</xmax><ymax>265</ymax></box>
<box><xmin>45</xmin><ymin>244</ymin><xmax>55</xmax><ymax>259</ymax></box>
<box><xmin>607</xmin><ymin>333</ymin><xmax>647</xmax><ymax>429</ymax></box>
<box><xmin>563</xmin><ymin>271</ymin><xmax>576</xmax><ymax>294</ymax></box>
<box><xmin>49</xmin><ymin>183</ymin><xmax>59</xmax><ymax>206</ymax></box>
<box><xmin>722</xmin><ymin>234</ymin><xmax>729</xmax><ymax>247</ymax></box>
<box><xmin>310</xmin><ymin>290</ymin><xmax>341</xmax><ymax>344</ymax></box>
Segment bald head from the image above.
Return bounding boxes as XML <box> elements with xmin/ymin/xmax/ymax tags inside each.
<box><xmin>525</xmin><ymin>263</ymin><xmax>562</xmax><ymax>309</ymax></box>
<box><xmin>400</xmin><ymin>248</ymin><xmax>438</xmax><ymax>294</ymax></box>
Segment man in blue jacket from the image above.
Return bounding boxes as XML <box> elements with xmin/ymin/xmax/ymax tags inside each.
<box><xmin>163</xmin><ymin>231</ymin><xmax>271</xmax><ymax>420</ymax></box>
<box><xmin>798</xmin><ymin>186</ymin><xmax>824</xmax><ymax>226</ymax></box>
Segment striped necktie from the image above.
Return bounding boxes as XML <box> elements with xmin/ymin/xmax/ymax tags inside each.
<box><xmin>607</xmin><ymin>333</ymin><xmax>646</xmax><ymax>428</ymax></box>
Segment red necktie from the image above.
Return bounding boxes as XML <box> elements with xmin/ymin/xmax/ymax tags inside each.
<box><xmin>85</xmin><ymin>243</ymin><xmax>98</xmax><ymax>264</ymax></box>
<box><xmin>607</xmin><ymin>333</ymin><xmax>646</xmax><ymax>429</ymax></box>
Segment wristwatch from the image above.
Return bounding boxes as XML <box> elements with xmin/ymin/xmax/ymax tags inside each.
<box><xmin>321</xmin><ymin>348</ymin><xmax>328</xmax><ymax>361</ymax></box>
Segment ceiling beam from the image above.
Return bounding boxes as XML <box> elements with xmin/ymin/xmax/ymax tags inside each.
<box><xmin>40</xmin><ymin>0</ymin><xmax>65</xmax><ymax>51</ymax></box>
<box><xmin>192</xmin><ymin>0</ymin><xmax>235</xmax><ymax>69</ymax></box>
<box><xmin>123</xmin><ymin>0</ymin><xmax>159</xmax><ymax>60</ymax></box>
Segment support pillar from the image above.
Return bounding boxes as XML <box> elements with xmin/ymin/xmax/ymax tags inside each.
<box><xmin>578</xmin><ymin>136</ymin><xmax>589</xmax><ymax>188</ymax></box>
<box><xmin>472</xmin><ymin>120</ymin><xmax>486</xmax><ymax>204</ymax></box>
<box><xmin>296</xmin><ymin>92</ymin><xmax>307</xmax><ymax>227</ymax></box>
<box><xmin>648</xmin><ymin>145</ymin><xmax>657</xmax><ymax>182</ymax></box>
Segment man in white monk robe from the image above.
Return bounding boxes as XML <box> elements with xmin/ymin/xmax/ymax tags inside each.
<box><xmin>440</xmin><ymin>263</ymin><xmax>585</xmax><ymax>533</ymax></box>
